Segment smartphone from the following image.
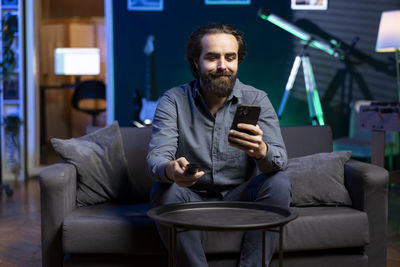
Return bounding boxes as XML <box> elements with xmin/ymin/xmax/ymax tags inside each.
<box><xmin>230</xmin><ymin>104</ymin><xmax>261</xmax><ymax>133</ymax></box>
<box><xmin>184</xmin><ymin>163</ymin><xmax>200</xmax><ymax>175</ymax></box>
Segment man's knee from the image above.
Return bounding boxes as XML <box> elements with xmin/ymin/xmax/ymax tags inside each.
<box><xmin>257</xmin><ymin>171</ymin><xmax>291</xmax><ymax>206</ymax></box>
<box><xmin>150</xmin><ymin>182</ymin><xmax>197</xmax><ymax>207</ymax></box>
<box><xmin>269</xmin><ymin>171</ymin><xmax>291</xmax><ymax>193</ymax></box>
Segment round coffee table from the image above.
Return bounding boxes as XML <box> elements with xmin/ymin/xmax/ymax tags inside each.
<box><xmin>147</xmin><ymin>201</ymin><xmax>297</xmax><ymax>267</ymax></box>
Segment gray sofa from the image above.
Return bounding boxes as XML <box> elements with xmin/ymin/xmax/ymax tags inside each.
<box><xmin>39</xmin><ymin>125</ymin><xmax>389</xmax><ymax>267</ymax></box>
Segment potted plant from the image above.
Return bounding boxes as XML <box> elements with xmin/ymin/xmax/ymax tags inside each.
<box><xmin>3</xmin><ymin>114</ymin><xmax>21</xmax><ymax>179</ymax></box>
<box><xmin>1</xmin><ymin>12</ymin><xmax>18</xmax><ymax>78</ymax></box>
<box><xmin>1</xmin><ymin>12</ymin><xmax>19</xmax><ymax>183</ymax></box>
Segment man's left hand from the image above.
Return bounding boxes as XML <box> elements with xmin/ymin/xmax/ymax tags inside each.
<box><xmin>228</xmin><ymin>124</ymin><xmax>267</xmax><ymax>159</ymax></box>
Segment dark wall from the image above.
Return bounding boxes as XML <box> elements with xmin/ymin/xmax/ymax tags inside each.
<box><xmin>113</xmin><ymin>0</ymin><xmax>400</xmax><ymax>138</ymax></box>
<box><xmin>113</xmin><ymin>0</ymin><xmax>295</xmax><ymax>126</ymax></box>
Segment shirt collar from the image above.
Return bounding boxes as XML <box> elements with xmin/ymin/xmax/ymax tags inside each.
<box><xmin>228</xmin><ymin>78</ymin><xmax>242</xmax><ymax>102</ymax></box>
<box><xmin>192</xmin><ymin>79</ymin><xmax>201</xmax><ymax>99</ymax></box>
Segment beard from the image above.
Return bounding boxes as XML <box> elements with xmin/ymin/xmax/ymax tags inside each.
<box><xmin>199</xmin><ymin>69</ymin><xmax>237</xmax><ymax>97</ymax></box>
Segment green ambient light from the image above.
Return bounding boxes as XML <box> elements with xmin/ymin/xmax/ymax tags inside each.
<box><xmin>258</xmin><ymin>7</ymin><xmax>341</xmax><ymax>58</ymax></box>
<box><xmin>312</xmin><ymin>90</ymin><xmax>325</xmax><ymax>126</ymax></box>
<box><xmin>267</xmin><ymin>16</ymin><xmax>309</xmax><ymax>41</ymax></box>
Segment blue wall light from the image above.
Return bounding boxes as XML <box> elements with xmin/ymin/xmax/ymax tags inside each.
<box><xmin>127</xmin><ymin>0</ymin><xmax>164</xmax><ymax>11</ymax></box>
<box><xmin>205</xmin><ymin>0</ymin><xmax>251</xmax><ymax>5</ymax></box>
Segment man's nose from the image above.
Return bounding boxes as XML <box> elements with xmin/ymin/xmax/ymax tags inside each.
<box><xmin>217</xmin><ymin>59</ymin><xmax>227</xmax><ymax>70</ymax></box>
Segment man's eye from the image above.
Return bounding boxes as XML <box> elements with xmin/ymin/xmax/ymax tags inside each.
<box><xmin>226</xmin><ymin>55</ymin><xmax>237</xmax><ymax>61</ymax></box>
<box><xmin>206</xmin><ymin>56</ymin><xmax>218</xmax><ymax>61</ymax></box>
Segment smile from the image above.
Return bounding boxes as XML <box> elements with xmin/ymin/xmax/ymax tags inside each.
<box><xmin>213</xmin><ymin>74</ymin><xmax>231</xmax><ymax>78</ymax></box>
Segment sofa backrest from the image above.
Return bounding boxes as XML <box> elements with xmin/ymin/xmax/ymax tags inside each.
<box><xmin>119</xmin><ymin>125</ymin><xmax>333</xmax><ymax>202</ymax></box>
<box><xmin>281</xmin><ymin>125</ymin><xmax>333</xmax><ymax>158</ymax></box>
<box><xmin>120</xmin><ymin>126</ymin><xmax>154</xmax><ymax>202</ymax></box>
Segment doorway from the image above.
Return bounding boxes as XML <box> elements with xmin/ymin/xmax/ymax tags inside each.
<box><xmin>37</xmin><ymin>0</ymin><xmax>106</xmax><ymax>165</ymax></box>
<box><xmin>25</xmin><ymin>0</ymin><xmax>113</xmax><ymax>177</ymax></box>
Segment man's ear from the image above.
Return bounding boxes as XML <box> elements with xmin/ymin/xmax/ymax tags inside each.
<box><xmin>194</xmin><ymin>58</ymin><xmax>199</xmax><ymax>70</ymax></box>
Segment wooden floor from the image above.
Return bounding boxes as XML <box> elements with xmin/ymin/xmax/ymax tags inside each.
<box><xmin>0</xmin><ymin>178</ymin><xmax>399</xmax><ymax>267</ymax></box>
<box><xmin>0</xmin><ymin>179</ymin><xmax>41</xmax><ymax>267</ymax></box>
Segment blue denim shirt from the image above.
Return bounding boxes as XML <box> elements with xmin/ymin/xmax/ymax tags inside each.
<box><xmin>146</xmin><ymin>79</ymin><xmax>287</xmax><ymax>192</ymax></box>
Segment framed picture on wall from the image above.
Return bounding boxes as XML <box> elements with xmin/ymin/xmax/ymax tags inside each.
<box><xmin>205</xmin><ymin>0</ymin><xmax>251</xmax><ymax>4</ymax></box>
<box><xmin>291</xmin><ymin>0</ymin><xmax>328</xmax><ymax>10</ymax></box>
<box><xmin>127</xmin><ymin>0</ymin><xmax>164</xmax><ymax>11</ymax></box>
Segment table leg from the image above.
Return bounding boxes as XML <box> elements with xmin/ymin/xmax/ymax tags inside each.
<box><xmin>168</xmin><ymin>227</ymin><xmax>172</xmax><ymax>267</ymax></box>
<box><xmin>262</xmin><ymin>230</ymin><xmax>266</xmax><ymax>267</ymax></box>
<box><xmin>279</xmin><ymin>225</ymin><xmax>283</xmax><ymax>267</ymax></box>
<box><xmin>168</xmin><ymin>227</ymin><xmax>177</xmax><ymax>267</ymax></box>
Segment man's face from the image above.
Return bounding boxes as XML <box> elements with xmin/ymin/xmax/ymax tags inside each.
<box><xmin>195</xmin><ymin>33</ymin><xmax>239</xmax><ymax>97</ymax></box>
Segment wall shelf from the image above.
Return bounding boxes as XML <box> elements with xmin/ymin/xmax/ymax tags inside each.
<box><xmin>0</xmin><ymin>0</ymin><xmax>24</xmax><ymax>182</ymax></box>
<box><xmin>3</xmin><ymin>99</ymin><xmax>19</xmax><ymax>105</ymax></box>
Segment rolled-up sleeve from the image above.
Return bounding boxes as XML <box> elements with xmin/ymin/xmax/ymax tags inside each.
<box><xmin>255</xmin><ymin>94</ymin><xmax>288</xmax><ymax>173</ymax></box>
<box><xmin>146</xmin><ymin>92</ymin><xmax>178</xmax><ymax>183</ymax></box>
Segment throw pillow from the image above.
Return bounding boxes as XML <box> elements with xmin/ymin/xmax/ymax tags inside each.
<box><xmin>51</xmin><ymin>121</ymin><xmax>132</xmax><ymax>207</ymax></box>
<box><xmin>284</xmin><ymin>151</ymin><xmax>352</xmax><ymax>207</ymax></box>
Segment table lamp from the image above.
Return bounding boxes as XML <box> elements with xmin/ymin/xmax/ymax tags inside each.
<box><xmin>54</xmin><ymin>48</ymin><xmax>101</xmax><ymax>84</ymax></box>
<box><xmin>375</xmin><ymin>10</ymin><xmax>400</xmax><ymax>102</ymax></box>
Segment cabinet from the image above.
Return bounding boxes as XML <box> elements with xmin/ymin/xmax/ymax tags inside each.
<box><xmin>0</xmin><ymin>0</ymin><xmax>24</xmax><ymax>181</ymax></box>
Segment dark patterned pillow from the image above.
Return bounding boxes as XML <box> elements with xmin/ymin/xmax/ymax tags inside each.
<box><xmin>51</xmin><ymin>121</ymin><xmax>132</xmax><ymax>206</ymax></box>
<box><xmin>285</xmin><ymin>151</ymin><xmax>352</xmax><ymax>206</ymax></box>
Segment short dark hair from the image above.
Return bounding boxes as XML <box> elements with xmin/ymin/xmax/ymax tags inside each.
<box><xmin>186</xmin><ymin>23</ymin><xmax>247</xmax><ymax>79</ymax></box>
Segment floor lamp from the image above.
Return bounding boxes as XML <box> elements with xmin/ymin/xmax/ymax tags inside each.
<box><xmin>375</xmin><ymin>10</ymin><xmax>400</xmax><ymax>102</ymax></box>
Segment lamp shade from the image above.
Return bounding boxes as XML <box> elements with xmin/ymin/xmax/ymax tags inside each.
<box><xmin>54</xmin><ymin>48</ymin><xmax>101</xmax><ymax>75</ymax></box>
<box><xmin>376</xmin><ymin>10</ymin><xmax>400</xmax><ymax>52</ymax></box>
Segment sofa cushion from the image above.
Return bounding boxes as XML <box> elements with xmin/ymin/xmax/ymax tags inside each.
<box><xmin>85</xmin><ymin>126</ymin><xmax>155</xmax><ymax>203</ymax></box>
<box><xmin>283</xmin><ymin>207</ymin><xmax>369</xmax><ymax>252</ymax></box>
<box><xmin>63</xmin><ymin>203</ymin><xmax>166</xmax><ymax>255</ymax></box>
<box><xmin>63</xmin><ymin>205</ymin><xmax>368</xmax><ymax>255</ymax></box>
<box><xmin>285</xmin><ymin>151</ymin><xmax>353</xmax><ymax>207</ymax></box>
<box><xmin>270</xmin><ymin>254</ymin><xmax>367</xmax><ymax>267</ymax></box>
<box><xmin>51</xmin><ymin>121</ymin><xmax>134</xmax><ymax>206</ymax></box>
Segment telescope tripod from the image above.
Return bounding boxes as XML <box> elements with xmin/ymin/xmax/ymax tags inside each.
<box><xmin>278</xmin><ymin>53</ymin><xmax>325</xmax><ymax>126</ymax></box>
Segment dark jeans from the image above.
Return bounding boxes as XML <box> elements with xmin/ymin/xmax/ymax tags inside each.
<box><xmin>150</xmin><ymin>171</ymin><xmax>291</xmax><ymax>267</ymax></box>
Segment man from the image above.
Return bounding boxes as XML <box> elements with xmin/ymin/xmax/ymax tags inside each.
<box><xmin>147</xmin><ymin>23</ymin><xmax>290</xmax><ymax>267</ymax></box>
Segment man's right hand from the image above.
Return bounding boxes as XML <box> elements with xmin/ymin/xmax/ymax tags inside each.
<box><xmin>165</xmin><ymin>157</ymin><xmax>204</xmax><ymax>187</ymax></box>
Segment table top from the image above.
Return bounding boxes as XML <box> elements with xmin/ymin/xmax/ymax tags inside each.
<box><xmin>147</xmin><ymin>201</ymin><xmax>297</xmax><ymax>231</ymax></box>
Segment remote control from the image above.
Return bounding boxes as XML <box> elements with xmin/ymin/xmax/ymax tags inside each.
<box><xmin>185</xmin><ymin>163</ymin><xmax>200</xmax><ymax>175</ymax></box>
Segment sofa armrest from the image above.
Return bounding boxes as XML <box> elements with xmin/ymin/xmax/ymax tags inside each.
<box><xmin>39</xmin><ymin>163</ymin><xmax>77</xmax><ymax>267</ymax></box>
<box><xmin>344</xmin><ymin>159</ymin><xmax>389</xmax><ymax>267</ymax></box>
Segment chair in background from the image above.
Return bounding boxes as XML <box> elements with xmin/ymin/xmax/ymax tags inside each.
<box><xmin>72</xmin><ymin>80</ymin><xmax>106</xmax><ymax>126</ymax></box>
<box><xmin>334</xmin><ymin>100</ymin><xmax>400</xmax><ymax>170</ymax></box>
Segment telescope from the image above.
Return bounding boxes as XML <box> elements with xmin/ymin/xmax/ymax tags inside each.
<box><xmin>258</xmin><ymin>8</ymin><xmax>344</xmax><ymax>60</ymax></box>
<box><xmin>257</xmin><ymin>7</ymin><xmax>339</xmax><ymax>126</ymax></box>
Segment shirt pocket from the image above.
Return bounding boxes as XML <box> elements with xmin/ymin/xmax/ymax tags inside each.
<box><xmin>220</xmin><ymin>127</ymin><xmax>244</xmax><ymax>160</ymax></box>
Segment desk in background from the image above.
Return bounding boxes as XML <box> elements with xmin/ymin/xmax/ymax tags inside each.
<box><xmin>359</xmin><ymin>102</ymin><xmax>400</xmax><ymax>184</ymax></box>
